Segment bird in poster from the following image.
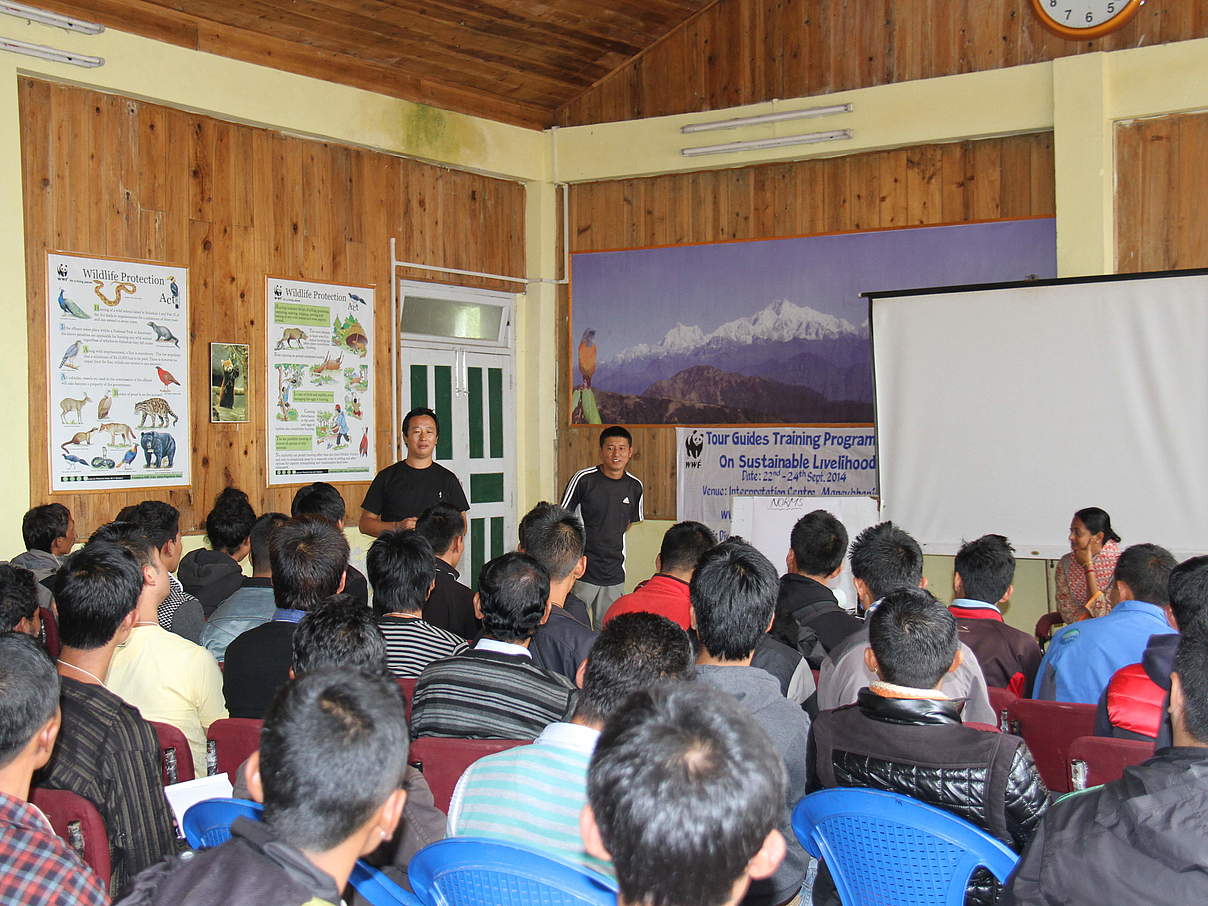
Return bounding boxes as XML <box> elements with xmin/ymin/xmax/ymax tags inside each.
<box><xmin>59</xmin><ymin>341</ymin><xmax>81</xmax><ymax>369</ymax></box>
<box><xmin>117</xmin><ymin>444</ymin><xmax>138</xmax><ymax>469</ymax></box>
<box><xmin>359</xmin><ymin>427</ymin><xmax>369</xmax><ymax>457</ymax></box>
<box><xmin>97</xmin><ymin>393</ymin><xmax>112</xmax><ymax>420</ymax></box>
<box><xmin>349</xmin><ymin>292</ymin><xmax>366</xmax><ymax>306</ymax></box>
<box><xmin>57</xmin><ymin>289</ymin><xmax>90</xmax><ymax>319</ymax></box>
<box><xmin>156</xmin><ymin>366</ymin><xmax>180</xmax><ymax>389</ymax></box>
<box><xmin>577</xmin><ymin>328</ymin><xmax>597</xmax><ymax>389</ymax></box>
<box><xmin>169</xmin><ymin>276</ymin><xmax>180</xmax><ymax>308</ymax></box>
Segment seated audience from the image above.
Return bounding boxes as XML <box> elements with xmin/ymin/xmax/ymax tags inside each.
<box><xmin>448</xmin><ymin>611</ymin><xmax>693</xmax><ymax>874</ymax></box>
<box><xmin>101</xmin><ymin>522</ymin><xmax>227</xmax><ymax>777</ymax></box>
<box><xmin>120</xmin><ymin>501</ymin><xmax>205</xmax><ymax>643</ymax></box>
<box><xmin>201</xmin><ymin>512</ymin><xmax>288</xmax><ymax>662</ymax></box>
<box><xmin>818</xmin><ymin>521</ymin><xmax>996</xmax><ymax>725</ymax></box>
<box><xmin>602</xmin><ymin>520</ymin><xmax>715</xmax><ymax>630</ymax></box>
<box><xmin>521</xmin><ymin>501</ymin><xmax>598</xmax><ymax>680</ymax></box>
<box><xmin>0</xmin><ymin>633</ymin><xmax>108</xmax><ymax>906</ymax></box>
<box><xmin>0</xmin><ymin>564</ymin><xmax>41</xmax><ymax>636</ymax></box>
<box><xmin>808</xmin><ymin>587</ymin><xmax>1048</xmax><ymax>906</ymax></box>
<box><xmin>36</xmin><ymin>541</ymin><xmax>177</xmax><ymax>897</ymax></box>
<box><xmin>223</xmin><ymin>517</ymin><xmax>349</xmax><ymax>719</ymax></box>
<box><xmin>414</xmin><ymin>503</ymin><xmax>480</xmax><ymax>640</ymax></box>
<box><xmin>690</xmin><ymin>538</ymin><xmax>809</xmax><ymax>906</ymax></box>
<box><xmin>1034</xmin><ymin>542</ymin><xmax>1176</xmax><ymax>703</ymax></box>
<box><xmin>1096</xmin><ymin>553</ymin><xmax>1208</xmax><ymax>745</ymax></box>
<box><xmin>949</xmin><ymin>534</ymin><xmax>1041</xmax><ymax>693</ymax></box>
<box><xmin>581</xmin><ymin>682</ymin><xmax>787</xmax><ymax>906</ymax></box>
<box><xmin>291</xmin><ymin>482</ymin><xmax>369</xmax><ymax>606</ymax></box>
<box><xmin>771</xmin><ymin>509</ymin><xmax>860</xmax><ymax>668</ymax></box>
<box><xmin>118</xmin><ymin>669</ymin><xmax>410</xmax><ymax>906</ymax></box>
<box><xmin>368</xmin><ymin>530</ymin><xmax>467</xmax><ymax>677</ymax></box>
<box><xmin>410</xmin><ymin>551</ymin><xmax>576</xmax><ymax>739</ymax></box>
<box><xmin>14</xmin><ymin>503</ymin><xmax>75</xmax><ymax>606</ymax></box>
<box><xmin>1005</xmin><ymin>634</ymin><xmax>1208</xmax><ymax>904</ymax></box>
<box><xmin>178</xmin><ymin>487</ymin><xmax>256</xmax><ymax>616</ymax></box>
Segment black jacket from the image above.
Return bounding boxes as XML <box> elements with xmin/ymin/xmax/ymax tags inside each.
<box><xmin>772</xmin><ymin>573</ymin><xmax>861</xmax><ymax>668</ymax></box>
<box><xmin>1004</xmin><ymin>748</ymin><xmax>1208</xmax><ymax>905</ymax></box>
<box><xmin>423</xmin><ymin>560</ymin><xmax>480</xmax><ymax>641</ymax></box>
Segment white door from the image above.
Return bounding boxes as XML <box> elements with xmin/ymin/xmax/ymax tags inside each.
<box><xmin>401</xmin><ymin>345</ymin><xmax>514</xmax><ymax>588</ymax></box>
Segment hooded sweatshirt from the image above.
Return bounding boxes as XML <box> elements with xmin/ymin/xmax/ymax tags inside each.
<box><xmin>177</xmin><ymin>549</ymin><xmax>245</xmax><ymax>617</ymax></box>
<box><xmin>695</xmin><ymin>664</ymin><xmax>811</xmax><ymax>906</ymax></box>
<box><xmin>12</xmin><ymin>549</ymin><xmax>62</xmax><ymax>607</ymax></box>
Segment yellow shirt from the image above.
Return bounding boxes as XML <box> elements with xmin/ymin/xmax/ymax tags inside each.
<box><xmin>107</xmin><ymin>624</ymin><xmax>228</xmax><ymax>778</ymax></box>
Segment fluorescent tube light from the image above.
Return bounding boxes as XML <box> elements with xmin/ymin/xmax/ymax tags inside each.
<box><xmin>681</xmin><ymin>129</ymin><xmax>852</xmax><ymax>157</ymax></box>
<box><xmin>681</xmin><ymin>103</ymin><xmax>852</xmax><ymax>134</ymax></box>
<box><xmin>0</xmin><ymin>37</ymin><xmax>103</xmax><ymax>66</ymax></box>
<box><xmin>0</xmin><ymin>2</ymin><xmax>103</xmax><ymax>34</ymax></box>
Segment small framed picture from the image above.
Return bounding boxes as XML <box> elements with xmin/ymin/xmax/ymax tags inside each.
<box><xmin>210</xmin><ymin>343</ymin><xmax>249</xmax><ymax>423</ymax></box>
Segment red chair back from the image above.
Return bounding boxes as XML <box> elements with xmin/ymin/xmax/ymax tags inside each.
<box><xmin>409</xmin><ymin>737</ymin><xmax>527</xmax><ymax>813</ymax></box>
<box><xmin>39</xmin><ymin>606</ymin><xmax>61</xmax><ymax>658</ymax></box>
<box><xmin>1068</xmin><ymin>735</ymin><xmax>1155</xmax><ymax>789</ymax></box>
<box><xmin>1006</xmin><ymin>699</ymin><xmax>1097</xmax><ymax>792</ymax></box>
<box><xmin>987</xmin><ymin>686</ymin><xmax>1018</xmax><ymax>733</ymax></box>
<box><xmin>29</xmin><ymin>787</ymin><xmax>111</xmax><ymax>891</ymax></box>
<box><xmin>396</xmin><ymin>677</ymin><xmax>417</xmax><ymax>723</ymax></box>
<box><xmin>1034</xmin><ymin>612</ymin><xmax>1065</xmax><ymax>650</ymax></box>
<box><xmin>206</xmin><ymin>718</ymin><xmax>263</xmax><ymax>781</ymax></box>
<box><xmin>149</xmin><ymin>720</ymin><xmax>195</xmax><ymax>784</ymax></box>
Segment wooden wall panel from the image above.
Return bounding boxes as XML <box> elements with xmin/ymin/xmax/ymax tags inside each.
<box><xmin>558</xmin><ymin>0</ymin><xmax>1208</xmax><ymax>126</ymax></box>
<box><xmin>559</xmin><ymin>133</ymin><xmax>1056</xmax><ymax>519</ymax></box>
<box><xmin>21</xmin><ymin>78</ymin><xmax>525</xmax><ymax>537</ymax></box>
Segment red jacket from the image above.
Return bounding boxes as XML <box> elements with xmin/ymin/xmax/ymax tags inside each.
<box><xmin>602</xmin><ymin>574</ymin><xmax>691</xmax><ymax>630</ymax></box>
<box><xmin>1104</xmin><ymin>662</ymin><xmax>1165</xmax><ymax>740</ymax></box>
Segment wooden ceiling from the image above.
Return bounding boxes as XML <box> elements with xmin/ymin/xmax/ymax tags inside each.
<box><xmin>27</xmin><ymin>0</ymin><xmax>719</xmax><ymax>129</ymax></box>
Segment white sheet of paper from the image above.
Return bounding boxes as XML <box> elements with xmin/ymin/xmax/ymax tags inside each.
<box><xmin>163</xmin><ymin>773</ymin><xmax>235</xmax><ymax>833</ymax></box>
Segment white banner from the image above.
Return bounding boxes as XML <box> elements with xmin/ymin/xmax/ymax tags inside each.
<box><xmin>48</xmin><ymin>253</ymin><xmax>190</xmax><ymax>491</ymax></box>
<box><xmin>266</xmin><ymin>277</ymin><xmax>375</xmax><ymax>485</ymax></box>
<box><xmin>676</xmin><ymin>427</ymin><xmax>878</xmax><ymax>539</ymax></box>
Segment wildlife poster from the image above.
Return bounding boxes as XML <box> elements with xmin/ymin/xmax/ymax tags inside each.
<box><xmin>210</xmin><ymin>343</ymin><xmax>249</xmax><ymax>423</ymax></box>
<box><xmin>569</xmin><ymin>218</ymin><xmax>1058</xmax><ymax>425</ymax></box>
<box><xmin>266</xmin><ymin>276</ymin><xmax>374</xmax><ymax>486</ymax></box>
<box><xmin>47</xmin><ymin>252</ymin><xmax>191</xmax><ymax>491</ymax></box>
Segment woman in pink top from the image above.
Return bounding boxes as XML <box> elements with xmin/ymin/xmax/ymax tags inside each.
<box><xmin>1055</xmin><ymin>506</ymin><xmax>1122</xmax><ymax>624</ymax></box>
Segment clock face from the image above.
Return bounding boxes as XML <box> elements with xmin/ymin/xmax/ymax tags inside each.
<box><xmin>1031</xmin><ymin>0</ymin><xmax>1143</xmax><ymax>38</ymax></box>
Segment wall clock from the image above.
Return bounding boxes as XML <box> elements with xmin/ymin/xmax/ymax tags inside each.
<box><xmin>1029</xmin><ymin>0</ymin><xmax>1145</xmax><ymax>39</ymax></box>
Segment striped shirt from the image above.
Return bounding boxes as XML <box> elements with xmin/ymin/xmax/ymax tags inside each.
<box><xmin>378</xmin><ymin>615</ymin><xmax>469</xmax><ymax>678</ymax></box>
<box><xmin>411</xmin><ymin>644</ymin><xmax>577</xmax><ymax>740</ymax></box>
<box><xmin>447</xmin><ymin>722</ymin><xmax>613</xmax><ymax>879</ymax></box>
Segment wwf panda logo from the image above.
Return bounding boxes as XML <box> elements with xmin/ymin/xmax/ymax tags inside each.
<box><xmin>57</xmin><ymin>263</ymin><xmax>69</xmax><ymax>278</ymax></box>
<box><xmin>684</xmin><ymin>430</ymin><xmax>705</xmax><ymax>468</ymax></box>
<box><xmin>273</xmin><ymin>284</ymin><xmax>283</xmax><ymax>298</ymax></box>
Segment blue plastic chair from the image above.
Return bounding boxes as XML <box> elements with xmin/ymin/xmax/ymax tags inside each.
<box><xmin>792</xmin><ymin>788</ymin><xmax>1019</xmax><ymax>906</ymax></box>
<box><xmin>408</xmin><ymin>837</ymin><xmax>618</xmax><ymax>906</ymax></box>
<box><xmin>181</xmin><ymin>797</ymin><xmax>421</xmax><ymax>905</ymax></box>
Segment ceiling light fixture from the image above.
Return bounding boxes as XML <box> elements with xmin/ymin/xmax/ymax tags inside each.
<box><xmin>681</xmin><ymin>129</ymin><xmax>852</xmax><ymax>157</ymax></box>
<box><xmin>0</xmin><ymin>2</ymin><xmax>103</xmax><ymax>34</ymax></box>
<box><xmin>0</xmin><ymin>37</ymin><xmax>103</xmax><ymax>67</ymax></box>
<box><xmin>681</xmin><ymin>103</ymin><xmax>852</xmax><ymax>134</ymax></box>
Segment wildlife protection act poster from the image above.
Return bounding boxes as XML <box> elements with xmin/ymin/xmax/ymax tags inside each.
<box><xmin>47</xmin><ymin>252</ymin><xmax>191</xmax><ymax>492</ymax></box>
<box><xmin>266</xmin><ymin>276</ymin><xmax>375</xmax><ymax>486</ymax></box>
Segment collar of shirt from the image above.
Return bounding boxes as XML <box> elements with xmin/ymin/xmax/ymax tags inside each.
<box><xmin>273</xmin><ymin>608</ymin><xmax>306</xmax><ymax>623</ymax></box>
<box><xmin>950</xmin><ymin>598</ymin><xmax>1004</xmax><ymax>621</ymax></box>
<box><xmin>1111</xmin><ymin>599</ymin><xmax>1170</xmax><ymax>621</ymax></box>
<box><xmin>474</xmin><ymin>637</ymin><xmax>532</xmax><ymax>658</ymax></box>
<box><xmin>535</xmin><ymin>721</ymin><xmax>600</xmax><ymax>754</ymax></box>
<box><xmin>0</xmin><ymin>790</ymin><xmax>50</xmax><ymax>833</ymax></box>
<box><xmin>433</xmin><ymin>559</ymin><xmax>460</xmax><ymax>581</ymax></box>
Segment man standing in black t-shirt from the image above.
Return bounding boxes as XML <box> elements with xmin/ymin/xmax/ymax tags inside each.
<box><xmin>561</xmin><ymin>425</ymin><xmax>643</xmax><ymax>628</ymax></box>
<box><xmin>358</xmin><ymin>406</ymin><xmax>470</xmax><ymax>537</ymax></box>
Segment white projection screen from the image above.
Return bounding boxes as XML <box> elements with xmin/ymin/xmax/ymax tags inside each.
<box><xmin>870</xmin><ymin>269</ymin><xmax>1208</xmax><ymax>560</ymax></box>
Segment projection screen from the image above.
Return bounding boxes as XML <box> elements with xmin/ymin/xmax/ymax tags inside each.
<box><xmin>870</xmin><ymin>269</ymin><xmax>1208</xmax><ymax>560</ymax></box>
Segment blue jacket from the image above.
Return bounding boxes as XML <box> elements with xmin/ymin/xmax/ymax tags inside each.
<box><xmin>1033</xmin><ymin>600</ymin><xmax>1171</xmax><ymax>703</ymax></box>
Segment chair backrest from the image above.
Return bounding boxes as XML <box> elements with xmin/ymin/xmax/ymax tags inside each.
<box><xmin>182</xmin><ymin>797</ymin><xmax>264</xmax><ymax>849</ymax></box>
<box><xmin>349</xmin><ymin>860</ymin><xmax>424</xmax><ymax>906</ymax></box>
<box><xmin>205</xmin><ymin>717</ymin><xmax>263</xmax><ymax>780</ymax></box>
<box><xmin>396</xmin><ymin>677</ymin><xmax>417</xmax><ymax>723</ymax></box>
<box><xmin>39</xmin><ymin>605</ymin><xmax>61</xmax><ymax>658</ymax></box>
<box><xmin>1068</xmin><ymin>735</ymin><xmax>1156</xmax><ymax>789</ymax></box>
<box><xmin>409</xmin><ymin>737</ymin><xmax>527</xmax><ymax>813</ymax></box>
<box><xmin>1006</xmin><ymin>698</ymin><xmax>1097</xmax><ymax>792</ymax></box>
<box><xmin>29</xmin><ymin>786</ymin><xmax>112</xmax><ymax>891</ymax></box>
<box><xmin>792</xmin><ymin>788</ymin><xmax>1018</xmax><ymax>906</ymax></box>
<box><xmin>1034</xmin><ymin>612</ymin><xmax>1065</xmax><ymax>650</ymax></box>
<box><xmin>410</xmin><ymin>837</ymin><xmax>618</xmax><ymax>906</ymax></box>
<box><xmin>149</xmin><ymin>720</ymin><xmax>195</xmax><ymax>784</ymax></box>
<box><xmin>986</xmin><ymin>686</ymin><xmax>1018</xmax><ymax>733</ymax></box>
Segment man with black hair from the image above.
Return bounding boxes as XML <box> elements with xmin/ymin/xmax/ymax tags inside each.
<box><xmin>809</xmin><ymin>586</ymin><xmax>1048</xmax><ymax>906</ymax></box>
<box><xmin>119</xmin><ymin>669</ymin><xmax>411</xmax><ymax>906</ymax></box>
<box><xmin>14</xmin><ymin>502</ymin><xmax>75</xmax><ymax>605</ymax></box>
<box><xmin>1005</xmin><ymin>633</ymin><xmax>1208</xmax><ymax>904</ymax></box>
<box><xmin>0</xmin><ymin>564</ymin><xmax>41</xmax><ymax>636</ymax></box>
<box><xmin>1035</xmin><ymin>542</ymin><xmax>1177</xmax><ymax>703</ymax></box>
<box><xmin>414</xmin><ymin>502</ymin><xmax>479</xmax><ymax>639</ymax></box>
<box><xmin>818</xmin><ymin>521</ymin><xmax>996</xmax><ymax>725</ymax></box>
<box><xmin>602</xmin><ymin>520</ymin><xmax>715</xmax><ymax>630</ymax></box>
<box><xmin>178</xmin><ymin>487</ymin><xmax>256</xmax><ymax>616</ymax></box>
<box><xmin>771</xmin><ymin>509</ymin><xmax>861</xmax><ymax>668</ymax></box>
<box><xmin>359</xmin><ymin>407</ymin><xmax>469</xmax><ymax>538</ymax></box>
<box><xmin>291</xmin><ymin>482</ymin><xmax>369</xmax><ymax>605</ymax></box>
<box><xmin>581</xmin><ymin>682</ymin><xmax>787</xmax><ymax>906</ymax></box>
<box><xmin>449</xmin><ymin>612</ymin><xmax>693</xmax><ymax>874</ymax></box>
<box><xmin>37</xmin><ymin>541</ymin><xmax>177</xmax><ymax>897</ymax></box>
<box><xmin>223</xmin><ymin>517</ymin><xmax>349</xmax><ymax>719</ymax></box>
<box><xmin>562</xmin><ymin>424</ymin><xmax>643</xmax><ymax>627</ymax></box>
<box><xmin>410</xmin><ymin>551</ymin><xmax>576</xmax><ymax>740</ymax></box>
<box><xmin>369</xmin><ymin>530</ymin><xmax>467</xmax><ymax>677</ymax></box>
<box><xmin>521</xmin><ymin>501</ymin><xmax>598</xmax><ymax>680</ymax></box>
<box><xmin>950</xmin><ymin>534</ymin><xmax>1041</xmax><ymax>692</ymax></box>
<box><xmin>121</xmin><ymin>500</ymin><xmax>206</xmax><ymax>642</ymax></box>
<box><xmin>0</xmin><ymin>633</ymin><xmax>108</xmax><ymax>906</ymax></box>
<box><xmin>690</xmin><ymin>538</ymin><xmax>809</xmax><ymax>906</ymax></box>
<box><xmin>201</xmin><ymin>512</ymin><xmax>289</xmax><ymax>662</ymax></box>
